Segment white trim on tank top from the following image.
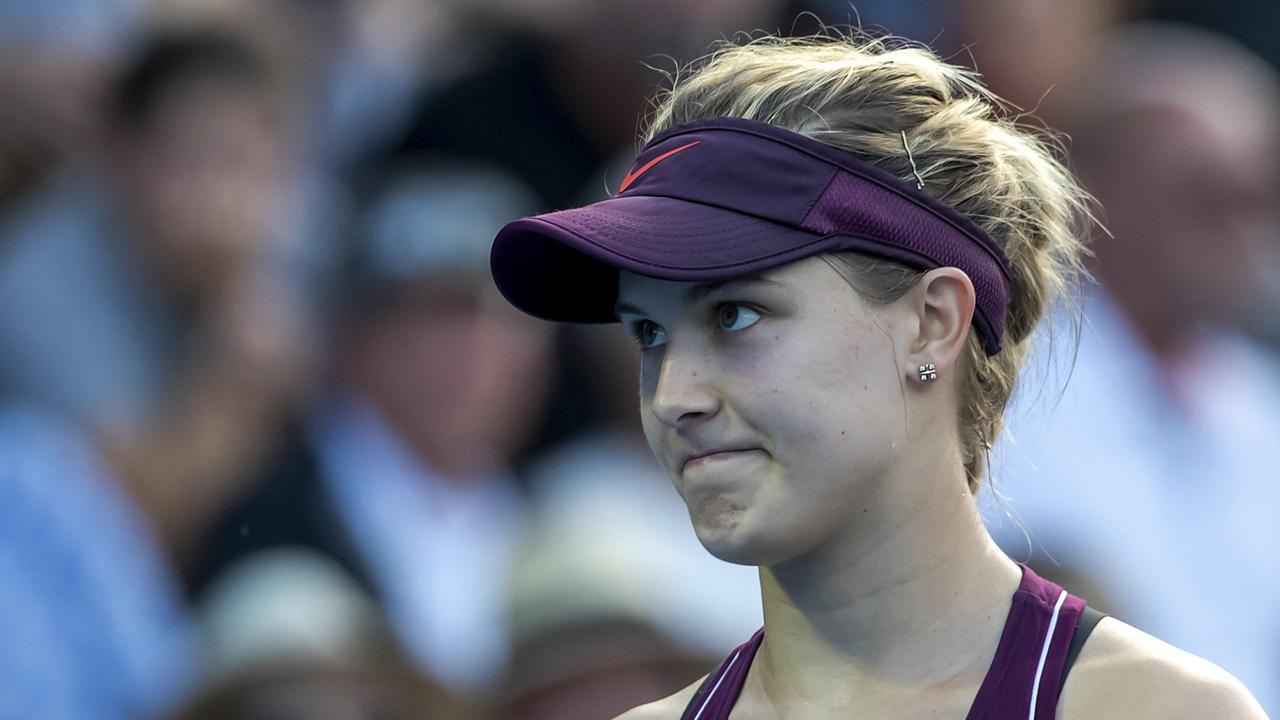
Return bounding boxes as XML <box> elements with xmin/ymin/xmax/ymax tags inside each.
<box><xmin>693</xmin><ymin>648</ymin><xmax>743</xmax><ymax>720</ymax></box>
<box><xmin>1028</xmin><ymin>590</ymin><xmax>1069</xmax><ymax>720</ymax></box>
<box><xmin>697</xmin><ymin>591</ymin><xmax>1069</xmax><ymax>720</ymax></box>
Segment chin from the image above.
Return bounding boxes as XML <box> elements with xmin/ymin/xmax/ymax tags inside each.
<box><xmin>696</xmin><ymin>533</ymin><xmax>757</xmax><ymax>566</ymax></box>
<box><xmin>693</xmin><ymin>516</ymin><xmax>797</xmax><ymax>567</ymax></box>
<box><xmin>696</xmin><ymin>506</ymin><xmax>833</xmax><ymax>569</ymax></box>
<box><xmin>686</xmin><ymin>499</ymin><xmax>748</xmax><ymax>565</ymax></box>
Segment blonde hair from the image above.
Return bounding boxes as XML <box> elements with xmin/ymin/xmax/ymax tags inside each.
<box><xmin>644</xmin><ymin>33</ymin><xmax>1093</xmax><ymax>493</ymax></box>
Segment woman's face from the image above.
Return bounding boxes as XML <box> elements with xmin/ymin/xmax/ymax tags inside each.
<box><xmin>616</xmin><ymin>257</ymin><xmax>913</xmax><ymax>566</ymax></box>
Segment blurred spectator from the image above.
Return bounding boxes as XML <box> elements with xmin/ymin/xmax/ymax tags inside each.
<box><xmin>0</xmin><ymin>0</ymin><xmax>139</xmax><ymax>55</ymax></box>
<box><xmin>0</xmin><ymin>405</ymin><xmax>194</xmax><ymax>720</ymax></box>
<box><xmin>951</xmin><ymin>0</ymin><xmax>1140</xmax><ymax>123</ymax></box>
<box><xmin>0</xmin><ymin>0</ymin><xmax>140</xmax><ymax>213</ymax></box>
<box><xmin>195</xmin><ymin>163</ymin><xmax>556</xmax><ymax>695</ymax></box>
<box><xmin>147</xmin><ymin>0</ymin><xmax>473</xmax><ymax>169</ymax></box>
<box><xmin>806</xmin><ymin>0</ymin><xmax>952</xmax><ymax>45</ymax></box>
<box><xmin>502</xmin><ymin>617</ymin><xmax>711</xmax><ymax>720</ymax></box>
<box><xmin>174</xmin><ymin>548</ymin><xmax>471</xmax><ymax>720</ymax></box>
<box><xmin>0</xmin><ymin>56</ymin><xmax>97</xmax><ymax>215</ymax></box>
<box><xmin>989</xmin><ymin>22</ymin><xmax>1280</xmax><ymax>716</ymax></box>
<box><xmin>0</xmin><ymin>27</ymin><xmax>319</xmax><ymax>568</ymax></box>
<box><xmin>0</xmin><ymin>22</ymin><xmax>326</xmax><ymax>719</ymax></box>
<box><xmin>501</xmin><ymin>465</ymin><xmax>729</xmax><ymax>720</ymax></box>
<box><xmin>316</xmin><ymin>0</ymin><xmax>482</xmax><ymax>166</ymax></box>
<box><xmin>1148</xmin><ymin>0</ymin><xmax>1280</xmax><ymax>71</ymax></box>
<box><xmin>385</xmin><ymin>0</ymin><xmax>789</xmax><ymax>211</ymax></box>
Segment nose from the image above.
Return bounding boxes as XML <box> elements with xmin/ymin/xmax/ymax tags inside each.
<box><xmin>648</xmin><ymin>345</ymin><xmax>721</xmax><ymax>429</ymax></box>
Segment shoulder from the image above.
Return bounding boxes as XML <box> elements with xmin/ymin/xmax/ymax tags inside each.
<box><xmin>612</xmin><ymin>674</ymin><xmax>707</xmax><ymax>720</ymax></box>
<box><xmin>1058</xmin><ymin>617</ymin><xmax>1266</xmax><ymax>720</ymax></box>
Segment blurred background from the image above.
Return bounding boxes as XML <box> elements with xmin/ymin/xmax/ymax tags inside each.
<box><xmin>0</xmin><ymin>0</ymin><xmax>1276</xmax><ymax>718</ymax></box>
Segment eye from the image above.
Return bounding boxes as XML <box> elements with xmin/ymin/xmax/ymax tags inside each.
<box><xmin>629</xmin><ymin>319</ymin><xmax>668</xmax><ymax>349</ymax></box>
<box><xmin>716</xmin><ymin>303</ymin><xmax>761</xmax><ymax>332</ymax></box>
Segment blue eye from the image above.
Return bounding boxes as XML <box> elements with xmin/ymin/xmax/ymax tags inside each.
<box><xmin>717</xmin><ymin>303</ymin><xmax>761</xmax><ymax>332</ymax></box>
<box><xmin>631</xmin><ymin>320</ymin><xmax>667</xmax><ymax>349</ymax></box>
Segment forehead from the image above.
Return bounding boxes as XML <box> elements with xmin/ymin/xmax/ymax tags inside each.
<box><xmin>615</xmin><ymin>256</ymin><xmax>848</xmax><ymax>314</ymax></box>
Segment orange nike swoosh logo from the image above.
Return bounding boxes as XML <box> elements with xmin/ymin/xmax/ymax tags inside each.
<box><xmin>617</xmin><ymin>141</ymin><xmax>701</xmax><ymax>193</ymax></box>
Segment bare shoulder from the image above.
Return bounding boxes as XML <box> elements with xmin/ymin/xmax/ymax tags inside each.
<box><xmin>1059</xmin><ymin>617</ymin><xmax>1267</xmax><ymax>720</ymax></box>
<box><xmin>612</xmin><ymin>674</ymin><xmax>706</xmax><ymax>720</ymax></box>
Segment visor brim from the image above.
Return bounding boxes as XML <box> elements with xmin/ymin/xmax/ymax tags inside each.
<box><xmin>490</xmin><ymin>194</ymin><xmax>830</xmax><ymax>323</ymax></box>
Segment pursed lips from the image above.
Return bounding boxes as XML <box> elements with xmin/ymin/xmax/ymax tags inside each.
<box><xmin>680</xmin><ymin>447</ymin><xmax>762</xmax><ymax>471</ymax></box>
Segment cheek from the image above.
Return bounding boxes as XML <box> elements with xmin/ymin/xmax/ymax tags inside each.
<box><xmin>636</xmin><ymin>358</ymin><xmax>667</xmax><ymax>459</ymax></box>
<box><xmin>738</xmin><ymin>330</ymin><xmax>905</xmax><ymax>499</ymax></box>
<box><xmin>638</xmin><ymin>404</ymin><xmax>675</xmax><ymax>484</ymax></box>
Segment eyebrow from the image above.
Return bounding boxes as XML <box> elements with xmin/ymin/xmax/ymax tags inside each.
<box><xmin>613</xmin><ymin>274</ymin><xmax>780</xmax><ymax>318</ymax></box>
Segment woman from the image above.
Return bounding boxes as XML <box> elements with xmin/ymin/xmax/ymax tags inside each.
<box><xmin>488</xmin><ymin>33</ymin><xmax>1267</xmax><ymax>719</ymax></box>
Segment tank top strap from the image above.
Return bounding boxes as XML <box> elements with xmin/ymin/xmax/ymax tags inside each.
<box><xmin>679</xmin><ymin>628</ymin><xmax>765</xmax><ymax>720</ymax></box>
<box><xmin>965</xmin><ymin>564</ymin><xmax>1087</xmax><ymax>720</ymax></box>
<box><xmin>678</xmin><ymin>565</ymin><xmax>1088</xmax><ymax>720</ymax></box>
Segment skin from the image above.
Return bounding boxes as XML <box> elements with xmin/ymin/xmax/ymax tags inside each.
<box><xmin>610</xmin><ymin>257</ymin><xmax>1265</xmax><ymax>719</ymax></box>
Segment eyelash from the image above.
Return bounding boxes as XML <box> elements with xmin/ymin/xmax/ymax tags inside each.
<box><xmin>628</xmin><ymin>320</ymin><xmax>663</xmax><ymax>349</ymax></box>
<box><xmin>626</xmin><ymin>302</ymin><xmax>763</xmax><ymax>349</ymax></box>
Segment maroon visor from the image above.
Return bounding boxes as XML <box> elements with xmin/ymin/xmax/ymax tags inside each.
<box><xmin>490</xmin><ymin>116</ymin><xmax>1013</xmax><ymax>355</ymax></box>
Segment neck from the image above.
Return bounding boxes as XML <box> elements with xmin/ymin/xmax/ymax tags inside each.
<box><xmin>750</xmin><ymin>466</ymin><xmax>1021</xmax><ymax>716</ymax></box>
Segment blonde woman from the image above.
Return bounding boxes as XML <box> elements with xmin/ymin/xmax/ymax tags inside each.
<box><xmin>489</xmin><ymin>33</ymin><xmax>1267</xmax><ymax>719</ymax></box>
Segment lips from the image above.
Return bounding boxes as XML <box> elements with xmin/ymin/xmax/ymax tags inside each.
<box><xmin>680</xmin><ymin>447</ymin><xmax>762</xmax><ymax>471</ymax></box>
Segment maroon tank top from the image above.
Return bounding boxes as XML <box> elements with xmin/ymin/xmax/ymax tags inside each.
<box><xmin>680</xmin><ymin>565</ymin><xmax>1088</xmax><ymax>720</ymax></box>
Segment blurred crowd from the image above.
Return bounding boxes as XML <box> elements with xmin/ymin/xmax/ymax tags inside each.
<box><xmin>0</xmin><ymin>1</ymin><xmax>1276</xmax><ymax>719</ymax></box>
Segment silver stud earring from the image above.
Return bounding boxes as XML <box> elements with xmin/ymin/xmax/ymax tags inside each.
<box><xmin>918</xmin><ymin>363</ymin><xmax>938</xmax><ymax>382</ymax></box>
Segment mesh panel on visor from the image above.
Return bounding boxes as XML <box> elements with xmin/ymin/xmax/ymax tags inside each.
<box><xmin>803</xmin><ymin>170</ymin><xmax>1009</xmax><ymax>348</ymax></box>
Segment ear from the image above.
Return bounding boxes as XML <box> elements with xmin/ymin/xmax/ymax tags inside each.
<box><xmin>903</xmin><ymin>268</ymin><xmax>976</xmax><ymax>379</ymax></box>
